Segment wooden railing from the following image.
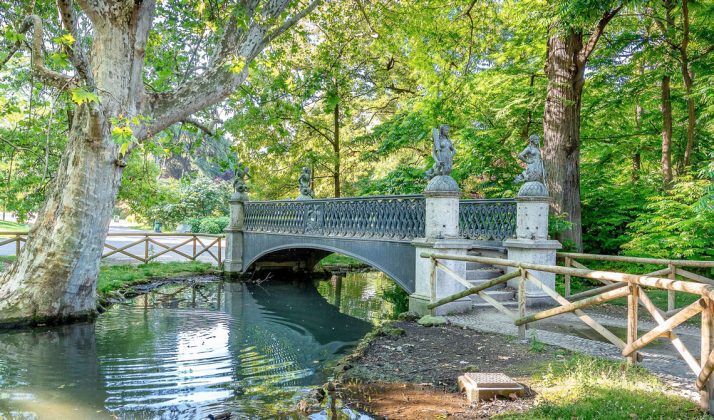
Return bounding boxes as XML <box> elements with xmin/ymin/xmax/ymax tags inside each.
<box><xmin>559</xmin><ymin>252</ymin><xmax>714</xmax><ymax>314</ymax></box>
<box><xmin>422</xmin><ymin>252</ymin><xmax>714</xmax><ymax>411</ymax></box>
<box><xmin>0</xmin><ymin>232</ymin><xmax>224</xmax><ymax>265</ymax></box>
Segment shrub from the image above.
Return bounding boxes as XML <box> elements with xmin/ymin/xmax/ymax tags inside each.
<box><xmin>199</xmin><ymin>219</ymin><xmax>221</xmax><ymax>234</ymax></box>
<box><xmin>197</xmin><ymin>216</ymin><xmax>230</xmax><ymax>234</ymax></box>
<box><xmin>622</xmin><ymin>176</ymin><xmax>713</xmax><ymax>260</ymax></box>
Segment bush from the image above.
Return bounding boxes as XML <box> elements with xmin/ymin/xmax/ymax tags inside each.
<box><xmin>622</xmin><ymin>176</ymin><xmax>713</xmax><ymax>260</ymax></box>
<box><xmin>195</xmin><ymin>216</ymin><xmax>230</xmax><ymax>234</ymax></box>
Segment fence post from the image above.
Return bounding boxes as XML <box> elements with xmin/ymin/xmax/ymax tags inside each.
<box><xmin>144</xmin><ymin>236</ymin><xmax>149</xmax><ymax>262</ymax></box>
<box><xmin>564</xmin><ymin>256</ymin><xmax>572</xmax><ymax>297</ymax></box>
<box><xmin>668</xmin><ymin>263</ymin><xmax>676</xmax><ymax>312</ymax></box>
<box><xmin>701</xmin><ymin>299</ymin><xmax>714</xmax><ymax>413</ymax></box>
<box><xmin>518</xmin><ymin>268</ymin><xmax>526</xmax><ymax>340</ymax></box>
<box><xmin>15</xmin><ymin>235</ymin><xmax>21</xmax><ymax>256</ymax></box>
<box><xmin>429</xmin><ymin>257</ymin><xmax>437</xmax><ymax>314</ymax></box>
<box><xmin>192</xmin><ymin>236</ymin><xmax>197</xmax><ymax>260</ymax></box>
<box><xmin>627</xmin><ymin>284</ymin><xmax>639</xmax><ymax>365</ymax></box>
<box><xmin>217</xmin><ymin>237</ymin><xmax>222</xmax><ymax>265</ymax></box>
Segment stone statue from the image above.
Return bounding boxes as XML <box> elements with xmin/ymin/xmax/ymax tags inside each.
<box><xmin>426</xmin><ymin>124</ymin><xmax>455</xmax><ymax>179</ymax></box>
<box><xmin>515</xmin><ymin>134</ymin><xmax>548</xmax><ymax>197</ymax></box>
<box><xmin>297</xmin><ymin>166</ymin><xmax>314</xmax><ymax>200</ymax></box>
<box><xmin>232</xmin><ymin>162</ymin><xmax>250</xmax><ymax>195</ymax></box>
<box><xmin>424</xmin><ymin>124</ymin><xmax>459</xmax><ymax>192</ymax></box>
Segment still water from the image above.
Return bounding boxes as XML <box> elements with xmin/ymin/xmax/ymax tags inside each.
<box><xmin>0</xmin><ymin>272</ymin><xmax>396</xmax><ymax>419</ymax></box>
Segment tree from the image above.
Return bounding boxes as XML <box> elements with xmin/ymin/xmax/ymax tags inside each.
<box><xmin>542</xmin><ymin>3</ymin><xmax>623</xmax><ymax>251</ymax></box>
<box><xmin>0</xmin><ymin>0</ymin><xmax>321</xmax><ymax>326</ymax></box>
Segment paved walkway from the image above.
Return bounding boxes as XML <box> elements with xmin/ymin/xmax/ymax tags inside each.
<box><xmin>1</xmin><ymin>221</ymin><xmax>222</xmax><ymax>265</ymax></box>
<box><xmin>448</xmin><ymin>308</ymin><xmax>702</xmax><ymax>400</ymax></box>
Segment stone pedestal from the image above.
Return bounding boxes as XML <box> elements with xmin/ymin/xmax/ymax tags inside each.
<box><xmin>505</xmin><ymin>195</ymin><xmax>561</xmax><ymax>306</ymax></box>
<box><xmin>410</xmin><ymin>238</ymin><xmax>473</xmax><ymax>316</ymax></box>
<box><xmin>224</xmin><ymin>192</ymin><xmax>247</xmax><ymax>273</ymax></box>
<box><xmin>409</xmin><ymin>175</ymin><xmax>471</xmax><ymax>315</ymax></box>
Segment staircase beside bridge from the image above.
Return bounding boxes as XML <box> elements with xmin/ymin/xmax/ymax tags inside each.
<box><xmin>465</xmin><ymin>249</ymin><xmax>517</xmax><ymax>307</ymax></box>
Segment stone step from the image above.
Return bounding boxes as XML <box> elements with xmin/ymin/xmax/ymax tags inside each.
<box><xmin>469</xmin><ymin>288</ymin><xmax>516</xmax><ymax>303</ymax></box>
<box><xmin>465</xmin><ymin>261</ymin><xmax>494</xmax><ymax>270</ymax></box>
<box><xmin>473</xmin><ymin>300</ymin><xmax>519</xmax><ymax>309</ymax></box>
<box><xmin>464</xmin><ymin>268</ymin><xmax>504</xmax><ymax>281</ymax></box>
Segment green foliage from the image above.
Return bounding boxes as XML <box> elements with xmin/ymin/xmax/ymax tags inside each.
<box><xmin>197</xmin><ymin>216</ymin><xmax>229</xmax><ymax>234</ymax></box>
<box><xmin>501</xmin><ymin>355</ymin><xmax>706</xmax><ymax>418</ymax></box>
<box><xmin>381</xmin><ymin>283</ymin><xmax>410</xmax><ymax>318</ymax></box>
<box><xmin>622</xmin><ymin>177</ymin><xmax>714</xmax><ymax>260</ymax></box>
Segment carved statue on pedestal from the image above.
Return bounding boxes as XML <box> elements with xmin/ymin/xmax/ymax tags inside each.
<box><xmin>424</xmin><ymin>124</ymin><xmax>459</xmax><ymax>192</ymax></box>
<box><xmin>297</xmin><ymin>167</ymin><xmax>314</xmax><ymax>200</ymax></box>
<box><xmin>515</xmin><ymin>134</ymin><xmax>548</xmax><ymax>197</ymax></box>
<box><xmin>232</xmin><ymin>162</ymin><xmax>250</xmax><ymax>196</ymax></box>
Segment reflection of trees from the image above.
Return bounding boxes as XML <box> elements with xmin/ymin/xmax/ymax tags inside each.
<box><xmin>0</xmin><ymin>278</ymin><xmax>379</xmax><ymax>418</ymax></box>
<box><xmin>316</xmin><ymin>271</ymin><xmax>395</xmax><ymax>323</ymax></box>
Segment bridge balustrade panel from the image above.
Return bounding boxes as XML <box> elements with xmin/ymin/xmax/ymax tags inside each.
<box><xmin>243</xmin><ymin>196</ymin><xmax>516</xmax><ymax>242</ymax></box>
<box><xmin>458</xmin><ymin>199</ymin><xmax>516</xmax><ymax>241</ymax></box>
<box><xmin>244</xmin><ymin>195</ymin><xmax>426</xmax><ymax>241</ymax></box>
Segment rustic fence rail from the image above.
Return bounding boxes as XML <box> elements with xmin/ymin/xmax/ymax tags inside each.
<box><xmin>0</xmin><ymin>232</ymin><xmax>223</xmax><ymax>265</ymax></box>
<box><xmin>422</xmin><ymin>251</ymin><xmax>714</xmax><ymax>411</ymax></box>
<box><xmin>558</xmin><ymin>252</ymin><xmax>714</xmax><ymax>314</ymax></box>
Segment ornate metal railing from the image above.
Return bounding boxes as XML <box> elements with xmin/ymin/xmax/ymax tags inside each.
<box><xmin>244</xmin><ymin>195</ymin><xmax>426</xmax><ymax>241</ymax></box>
<box><xmin>459</xmin><ymin>199</ymin><xmax>516</xmax><ymax>241</ymax></box>
<box><xmin>244</xmin><ymin>196</ymin><xmax>516</xmax><ymax>242</ymax></box>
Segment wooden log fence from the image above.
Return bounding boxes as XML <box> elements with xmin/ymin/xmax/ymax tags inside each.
<box><xmin>0</xmin><ymin>231</ymin><xmax>224</xmax><ymax>265</ymax></box>
<box><xmin>559</xmin><ymin>252</ymin><xmax>714</xmax><ymax>313</ymax></box>
<box><xmin>421</xmin><ymin>251</ymin><xmax>714</xmax><ymax>412</ymax></box>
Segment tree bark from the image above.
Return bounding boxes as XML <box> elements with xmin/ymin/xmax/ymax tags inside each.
<box><xmin>542</xmin><ymin>7</ymin><xmax>621</xmax><ymax>251</ymax></box>
<box><xmin>543</xmin><ymin>31</ymin><xmax>584</xmax><ymax>250</ymax></box>
<box><xmin>661</xmin><ymin>75</ymin><xmax>673</xmax><ymax>187</ymax></box>
<box><xmin>333</xmin><ymin>101</ymin><xmax>341</xmax><ymax>198</ymax></box>
<box><xmin>680</xmin><ymin>0</ymin><xmax>695</xmax><ymax>169</ymax></box>
<box><xmin>0</xmin><ymin>0</ymin><xmax>321</xmax><ymax>327</ymax></box>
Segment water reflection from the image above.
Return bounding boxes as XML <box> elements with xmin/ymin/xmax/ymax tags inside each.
<box><xmin>0</xmin><ymin>272</ymin><xmax>392</xmax><ymax>418</ymax></box>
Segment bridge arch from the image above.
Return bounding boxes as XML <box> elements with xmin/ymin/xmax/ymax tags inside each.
<box><xmin>242</xmin><ymin>233</ymin><xmax>416</xmax><ymax>293</ymax></box>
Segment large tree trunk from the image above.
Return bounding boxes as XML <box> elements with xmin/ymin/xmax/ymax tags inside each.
<box><xmin>0</xmin><ymin>18</ymin><xmax>132</xmax><ymax>327</ymax></box>
<box><xmin>0</xmin><ymin>106</ymin><xmax>122</xmax><ymax>326</ymax></box>
<box><xmin>333</xmin><ymin>101</ymin><xmax>341</xmax><ymax>197</ymax></box>
<box><xmin>543</xmin><ymin>31</ymin><xmax>584</xmax><ymax>251</ymax></box>
<box><xmin>661</xmin><ymin>75</ymin><xmax>673</xmax><ymax>186</ymax></box>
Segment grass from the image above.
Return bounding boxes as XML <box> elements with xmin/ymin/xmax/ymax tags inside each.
<box><xmin>499</xmin><ymin>354</ymin><xmax>706</xmax><ymax>419</ymax></box>
<box><xmin>0</xmin><ymin>220</ymin><xmax>29</xmax><ymax>235</ymax></box>
<box><xmin>1</xmin><ymin>256</ymin><xmax>214</xmax><ymax>295</ymax></box>
<box><xmin>97</xmin><ymin>261</ymin><xmax>215</xmax><ymax>294</ymax></box>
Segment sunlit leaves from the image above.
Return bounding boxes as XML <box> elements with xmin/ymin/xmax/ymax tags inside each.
<box><xmin>70</xmin><ymin>87</ymin><xmax>99</xmax><ymax>104</ymax></box>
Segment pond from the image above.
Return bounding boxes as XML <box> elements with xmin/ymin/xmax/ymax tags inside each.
<box><xmin>0</xmin><ymin>272</ymin><xmax>398</xmax><ymax>418</ymax></box>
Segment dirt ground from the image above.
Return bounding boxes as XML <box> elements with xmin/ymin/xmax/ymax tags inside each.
<box><xmin>336</xmin><ymin>321</ymin><xmax>568</xmax><ymax>419</ymax></box>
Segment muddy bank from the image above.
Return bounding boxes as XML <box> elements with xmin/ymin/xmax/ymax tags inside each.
<box><xmin>332</xmin><ymin>320</ymin><xmax>569</xmax><ymax>418</ymax></box>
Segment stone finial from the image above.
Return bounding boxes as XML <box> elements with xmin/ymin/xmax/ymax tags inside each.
<box><xmin>515</xmin><ymin>134</ymin><xmax>548</xmax><ymax>197</ymax></box>
<box><xmin>425</xmin><ymin>124</ymin><xmax>460</xmax><ymax>192</ymax></box>
<box><xmin>232</xmin><ymin>161</ymin><xmax>250</xmax><ymax>200</ymax></box>
<box><xmin>297</xmin><ymin>166</ymin><xmax>314</xmax><ymax>200</ymax></box>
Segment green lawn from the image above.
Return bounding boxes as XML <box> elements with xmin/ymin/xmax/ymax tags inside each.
<box><xmin>499</xmin><ymin>355</ymin><xmax>706</xmax><ymax>419</ymax></box>
<box><xmin>0</xmin><ymin>257</ymin><xmax>215</xmax><ymax>295</ymax></box>
<box><xmin>0</xmin><ymin>220</ymin><xmax>29</xmax><ymax>235</ymax></box>
<box><xmin>97</xmin><ymin>261</ymin><xmax>215</xmax><ymax>294</ymax></box>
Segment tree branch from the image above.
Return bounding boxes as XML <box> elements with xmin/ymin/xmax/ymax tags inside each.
<box><xmin>19</xmin><ymin>15</ymin><xmax>78</xmax><ymax>90</ymax></box>
<box><xmin>182</xmin><ymin>117</ymin><xmax>216</xmax><ymax>137</ymax></box>
<box><xmin>56</xmin><ymin>0</ymin><xmax>93</xmax><ymax>85</ymax></box>
<box><xmin>579</xmin><ymin>4</ymin><xmax>623</xmax><ymax>64</ymax></box>
<box><xmin>141</xmin><ymin>0</ymin><xmax>321</xmax><ymax>140</ymax></box>
<box><xmin>261</xmin><ymin>0</ymin><xmax>323</xmax><ymax>47</ymax></box>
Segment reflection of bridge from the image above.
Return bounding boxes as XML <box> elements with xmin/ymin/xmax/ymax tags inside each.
<box><xmin>238</xmin><ymin>196</ymin><xmax>517</xmax><ymax>293</ymax></box>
